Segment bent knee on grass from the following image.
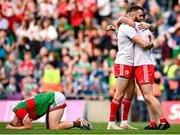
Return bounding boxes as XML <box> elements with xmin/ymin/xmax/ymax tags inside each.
<box><xmin>49</xmin><ymin>126</ymin><xmax>59</xmax><ymax>130</ymax></box>
<box><xmin>48</xmin><ymin>109</ymin><xmax>64</xmax><ymax>129</ymax></box>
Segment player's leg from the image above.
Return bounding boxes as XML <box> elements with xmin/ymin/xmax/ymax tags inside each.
<box><xmin>47</xmin><ymin>108</ymin><xmax>92</xmax><ymax>130</ymax></box>
<box><xmin>47</xmin><ymin>92</ymin><xmax>74</xmax><ymax>129</ymax></box>
<box><xmin>107</xmin><ymin>64</ymin><xmax>133</xmax><ymax>130</ymax></box>
<box><xmin>48</xmin><ymin>108</ymin><xmax>72</xmax><ymax>129</ymax></box>
<box><xmin>107</xmin><ymin>77</ymin><xmax>129</xmax><ymax>130</ymax></box>
<box><xmin>146</xmin><ymin>102</ymin><xmax>157</xmax><ymax>128</ymax></box>
<box><xmin>135</xmin><ymin>65</ymin><xmax>170</xmax><ymax>130</ymax></box>
<box><xmin>139</xmin><ymin>84</ymin><xmax>159</xmax><ymax>129</ymax></box>
<box><xmin>140</xmin><ymin>84</ymin><xmax>170</xmax><ymax>130</ymax></box>
<box><xmin>120</xmin><ymin>80</ymin><xmax>137</xmax><ymax>130</ymax></box>
<box><xmin>47</xmin><ymin>92</ymin><xmax>92</xmax><ymax>130</ymax></box>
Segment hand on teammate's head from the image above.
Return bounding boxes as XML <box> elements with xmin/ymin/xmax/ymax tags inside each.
<box><xmin>138</xmin><ymin>22</ymin><xmax>150</xmax><ymax>31</ymax></box>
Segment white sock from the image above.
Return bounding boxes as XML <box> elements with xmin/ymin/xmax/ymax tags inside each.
<box><xmin>108</xmin><ymin>121</ymin><xmax>115</xmax><ymax>125</ymax></box>
<box><xmin>120</xmin><ymin>120</ymin><xmax>128</xmax><ymax>126</ymax></box>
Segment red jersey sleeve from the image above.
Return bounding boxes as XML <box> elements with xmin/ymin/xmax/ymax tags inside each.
<box><xmin>15</xmin><ymin>108</ymin><xmax>29</xmax><ymax>120</ymax></box>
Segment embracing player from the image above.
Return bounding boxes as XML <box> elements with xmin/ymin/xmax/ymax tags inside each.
<box><xmin>107</xmin><ymin>5</ymin><xmax>154</xmax><ymax>130</ymax></box>
<box><xmin>107</xmin><ymin>5</ymin><xmax>170</xmax><ymax>130</ymax></box>
<box><xmin>6</xmin><ymin>92</ymin><xmax>92</xmax><ymax>130</ymax></box>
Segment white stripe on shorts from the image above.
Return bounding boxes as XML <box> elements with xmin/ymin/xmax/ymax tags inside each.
<box><xmin>143</xmin><ymin>65</ymin><xmax>149</xmax><ymax>83</ymax></box>
<box><xmin>120</xmin><ymin>65</ymin><xmax>124</xmax><ymax>76</ymax></box>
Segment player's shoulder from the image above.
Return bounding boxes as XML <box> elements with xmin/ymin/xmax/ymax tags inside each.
<box><xmin>119</xmin><ymin>24</ymin><xmax>135</xmax><ymax>32</ymax></box>
<box><xmin>119</xmin><ymin>24</ymin><xmax>132</xmax><ymax>28</ymax></box>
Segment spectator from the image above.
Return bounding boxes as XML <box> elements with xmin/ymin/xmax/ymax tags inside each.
<box><xmin>87</xmin><ymin>61</ymin><xmax>109</xmax><ymax>99</ymax></box>
<box><xmin>4</xmin><ymin>53</ymin><xmax>18</xmax><ymax>80</ymax></box>
<box><xmin>38</xmin><ymin>0</ymin><xmax>55</xmax><ymax>18</ymax></box>
<box><xmin>21</xmin><ymin>76</ymin><xmax>38</xmax><ymax>99</ymax></box>
<box><xmin>67</xmin><ymin>0</ymin><xmax>84</xmax><ymax>39</ymax></box>
<box><xmin>15</xmin><ymin>19</ymin><xmax>30</xmax><ymax>39</ymax></box>
<box><xmin>41</xmin><ymin>54</ymin><xmax>62</xmax><ymax>93</ymax></box>
<box><xmin>96</xmin><ymin>0</ymin><xmax>111</xmax><ymax>24</ymax></box>
<box><xmin>34</xmin><ymin>47</ymin><xmax>49</xmax><ymax>83</ymax></box>
<box><xmin>39</xmin><ymin>18</ymin><xmax>58</xmax><ymax>50</ymax></box>
<box><xmin>0</xmin><ymin>58</ymin><xmax>8</xmax><ymax>88</ymax></box>
<box><xmin>0</xmin><ymin>30</ymin><xmax>14</xmax><ymax>60</ymax></box>
<box><xmin>117</xmin><ymin>0</ymin><xmax>129</xmax><ymax>16</ymax></box>
<box><xmin>56</xmin><ymin>17</ymin><xmax>72</xmax><ymax>45</ymax></box>
<box><xmin>82</xmin><ymin>0</ymin><xmax>97</xmax><ymax>20</ymax></box>
<box><xmin>5</xmin><ymin>76</ymin><xmax>22</xmax><ymax>100</ymax></box>
<box><xmin>18</xmin><ymin>51</ymin><xmax>35</xmax><ymax>78</ymax></box>
<box><xmin>148</xmin><ymin>3</ymin><xmax>164</xmax><ymax>37</ymax></box>
<box><xmin>0</xmin><ymin>11</ymin><xmax>9</xmax><ymax>30</ymax></box>
<box><xmin>167</xmin><ymin>4</ymin><xmax>180</xmax><ymax>27</ymax></box>
<box><xmin>0</xmin><ymin>84</ymin><xmax>5</xmax><ymax>100</ymax></box>
<box><xmin>73</xmin><ymin>52</ymin><xmax>91</xmax><ymax>95</ymax></box>
<box><xmin>13</xmin><ymin>0</ymin><xmax>26</xmax><ymax>21</ymax></box>
<box><xmin>56</xmin><ymin>0</ymin><xmax>69</xmax><ymax>18</ymax></box>
<box><xmin>1</xmin><ymin>0</ymin><xmax>18</xmax><ymax>33</ymax></box>
<box><xmin>102</xmin><ymin>48</ymin><xmax>117</xmax><ymax>79</ymax></box>
<box><xmin>25</xmin><ymin>0</ymin><xmax>37</xmax><ymax>15</ymax></box>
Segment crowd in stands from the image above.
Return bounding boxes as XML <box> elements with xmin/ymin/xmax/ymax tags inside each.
<box><xmin>0</xmin><ymin>0</ymin><xmax>179</xmax><ymax>103</ymax></box>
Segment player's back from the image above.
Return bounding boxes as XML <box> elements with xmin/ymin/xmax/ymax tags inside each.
<box><xmin>134</xmin><ymin>22</ymin><xmax>154</xmax><ymax>66</ymax></box>
<box><xmin>34</xmin><ymin>92</ymin><xmax>55</xmax><ymax>118</ymax></box>
<box><xmin>115</xmin><ymin>24</ymin><xmax>136</xmax><ymax>66</ymax></box>
<box><xmin>13</xmin><ymin>92</ymin><xmax>55</xmax><ymax>120</ymax></box>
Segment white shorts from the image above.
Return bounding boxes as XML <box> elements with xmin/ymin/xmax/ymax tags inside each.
<box><xmin>49</xmin><ymin>92</ymin><xmax>67</xmax><ymax>112</ymax></box>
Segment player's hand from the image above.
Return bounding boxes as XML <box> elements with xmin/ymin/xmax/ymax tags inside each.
<box><xmin>138</xmin><ymin>22</ymin><xmax>150</xmax><ymax>31</ymax></box>
<box><xmin>145</xmin><ymin>42</ymin><xmax>154</xmax><ymax>49</ymax></box>
<box><xmin>6</xmin><ymin>124</ymin><xmax>13</xmax><ymax>129</ymax></box>
<box><xmin>106</xmin><ymin>25</ymin><xmax>116</xmax><ymax>31</ymax></box>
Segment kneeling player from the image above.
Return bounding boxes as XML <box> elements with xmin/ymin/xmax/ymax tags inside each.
<box><xmin>6</xmin><ymin>92</ymin><xmax>92</xmax><ymax>130</ymax></box>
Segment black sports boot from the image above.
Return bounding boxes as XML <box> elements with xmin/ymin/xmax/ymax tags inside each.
<box><xmin>158</xmin><ymin>122</ymin><xmax>170</xmax><ymax>130</ymax></box>
<box><xmin>144</xmin><ymin>125</ymin><xmax>158</xmax><ymax>130</ymax></box>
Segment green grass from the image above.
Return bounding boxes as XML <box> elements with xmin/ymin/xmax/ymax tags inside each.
<box><xmin>0</xmin><ymin>122</ymin><xmax>180</xmax><ymax>134</ymax></box>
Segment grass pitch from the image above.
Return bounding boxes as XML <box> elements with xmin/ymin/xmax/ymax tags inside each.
<box><xmin>0</xmin><ymin>122</ymin><xmax>180</xmax><ymax>134</ymax></box>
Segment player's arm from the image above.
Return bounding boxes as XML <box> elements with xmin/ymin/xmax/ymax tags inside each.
<box><xmin>137</xmin><ymin>22</ymin><xmax>156</xmax><ymax>31</ymax></box>
<box><xmin>116</xmin><ymin>16</ymin><xmax>135</xmax><ymax>28</ymax></box>
<box><xmin>6</xmin><ymin>117</ymin><xmax>32</xmax><ymax>129</ymax></box>
<box><xmin>117</xmin><ymin>16</ymin><xmax>156</xmax><ymax>32</ymax></box>
<box><xmin>124</xmin><ymin>26</ymin><xmax>154</xmax><ymax>49</ymax></box>
<box><xmin>106</xmin><ymin>16</ymin><xmax>135</xmax><ymax>31</ymax></box>
<box><xmin>132</xmin><ymin>35</ymin><xmax>154</xmax><ymax>49</ymax></box>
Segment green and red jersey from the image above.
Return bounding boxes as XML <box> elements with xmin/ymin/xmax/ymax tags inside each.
<box><xmin>13</xmin><ymin>92</ymin><xmax>55</xmax><ymax>120</ymax></box>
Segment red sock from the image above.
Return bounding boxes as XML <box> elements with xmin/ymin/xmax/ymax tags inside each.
<box><xmin>160</xmin><ymin>118</ymin><xmax>167</xmax><ymax>124</ymax></box>
<box><xmin>150</xmin><ymin>121</ymin><xmax>157</xmax><ymax>127</ymax></box>
<box><xmin>109</xmin><ymin>98</ymin><xmax>120</xmax><ymax>121</ymax></box>
<box><xmin>73</xmin><ymin>120</ymin><xmax>81</xmax><ymax>127</ymax></box>
<box><xmin>121</xmin><ymin>98</ymin><xmax>131</xmax><ymax>121</ymax></box>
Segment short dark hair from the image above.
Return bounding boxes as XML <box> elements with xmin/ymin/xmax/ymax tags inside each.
<box><xmin>128</xmin><ymin>5</ymin><xmax>144</xmax><ymax>13</ymax></box>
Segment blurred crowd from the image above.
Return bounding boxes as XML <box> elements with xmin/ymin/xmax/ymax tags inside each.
<box><xmin>0</xmin><ymin>0</ymin><xmax>179</xmax><ymax>102</ymax></box>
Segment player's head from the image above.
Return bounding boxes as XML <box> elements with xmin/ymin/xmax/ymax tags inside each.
<box><xmin>10</xmin><ymin>115</ymin><xmax>23</xmax><ymax>127</ymax></box>
<box><xmin>128</xmin><ymin>5</ymin><xmax>145</xmax><ymax>22</ymax></box>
